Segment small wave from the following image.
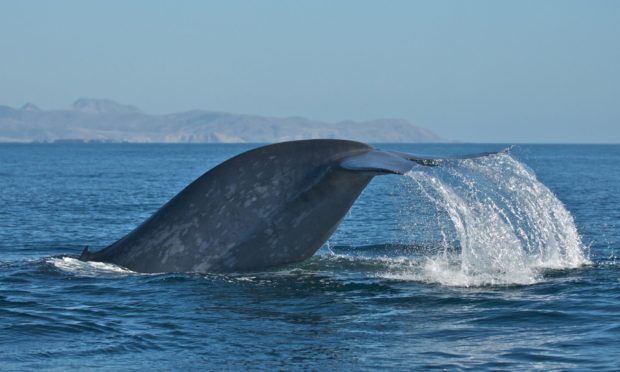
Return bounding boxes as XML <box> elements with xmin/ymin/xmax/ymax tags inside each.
<box><xmin>379</xmin><ymin>255</ymin><xmax>542</xmax><ymax>287</ymax></box>
<box><xmin>314</xmin><ymin>246</ymin><xmax>580</xmax><ymax>287</ymax></box>
<box><xmin>316</xmin><ymin>250</ymin><xmax>538</xmax><ymax>287</ymax></box>
<box><xmin>46</xmin><ymin>256</ymin><xmax>138</xmax><ymax>277</ymax></box>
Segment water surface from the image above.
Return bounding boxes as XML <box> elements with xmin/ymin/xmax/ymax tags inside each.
<box><xmin>1</xmin><ymin>143</ymin><xmax>618</xmax><ymax>370</ymax></box>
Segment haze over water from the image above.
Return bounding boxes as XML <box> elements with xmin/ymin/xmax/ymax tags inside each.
<box><xmin>1</xmin><ymin>143</ymin><xmax>618</xmax><ymax>370</ymax></box>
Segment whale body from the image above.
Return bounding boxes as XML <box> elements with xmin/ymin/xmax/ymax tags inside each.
<box><xmin>80</xmin><ymin>139</ymin><xmax>494</xmax><ymax>273</ymax></box>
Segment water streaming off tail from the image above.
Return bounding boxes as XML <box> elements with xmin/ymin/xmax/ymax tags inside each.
<box><xmin>386</xmin><ymin>152</ymin><xmax>590</xmax><ymax>286</ymax></box>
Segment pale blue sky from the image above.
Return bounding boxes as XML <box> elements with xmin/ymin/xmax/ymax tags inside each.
<box><xmin>1</xmin><ymin>0</ymin><xmax>618</xmax><ymax>142</ymax></box>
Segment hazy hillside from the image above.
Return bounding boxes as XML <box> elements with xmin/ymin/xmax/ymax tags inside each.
<box><xmin>0</xmin><ymin>99</ymin><xmax>443</xmax><ymax>143</ymax></box>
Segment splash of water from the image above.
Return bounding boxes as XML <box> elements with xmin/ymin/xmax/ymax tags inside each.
<box><xmin>387</xmin><ymin>152</ymin><xmax>589</xmax><ymax>287</ymax></box>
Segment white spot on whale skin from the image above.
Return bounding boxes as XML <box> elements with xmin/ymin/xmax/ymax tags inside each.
<box><xmin>224</xmin><ymin>184</ymin><xmax>237</xmax><ymax>199</ymax></box>
<box><xmin>255</xmin><ymin>185</ymin><xmax>269</xmax><ymax>195</ymax></box>
<box><xmin>243</xmin><ymin>196</ymin><xmax>258</xmax><ymax>207</ymax></box>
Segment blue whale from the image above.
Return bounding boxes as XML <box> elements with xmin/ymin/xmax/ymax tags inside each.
<box><xmin>80</xmin><ymin>139</ymin><xmax>494</xmax><ymax>273</ymax></box>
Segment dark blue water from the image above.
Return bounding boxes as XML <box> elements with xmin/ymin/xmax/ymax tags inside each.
<box><xmin>1</xmin><ymin>143</ymin><xmax>619</xmax><ymax>370</ymax></box>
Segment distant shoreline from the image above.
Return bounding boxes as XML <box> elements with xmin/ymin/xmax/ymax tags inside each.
<box><xmin>0</xmin><ymin>98</ymin><xmax>444</xmax><ymax>144</ymax></box>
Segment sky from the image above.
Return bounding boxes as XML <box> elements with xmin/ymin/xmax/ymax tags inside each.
<box><xmin>0</xmin><ymin>0</ymin><xmax>618</xmax><ymax>143</ymax></box>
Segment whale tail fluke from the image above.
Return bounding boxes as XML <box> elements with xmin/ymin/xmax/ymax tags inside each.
<box><xmin>340</xmin><ymin>148</ymin><xmax>507</xmax><ymax>175</ymax></box>
<box><xmin>79</xmin><ymin>139</ymin><xmax>510</xmax><ymax>273</ymax></box>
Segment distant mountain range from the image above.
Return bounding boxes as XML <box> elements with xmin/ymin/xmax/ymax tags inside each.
<box><xmin>0</xmin><ymin>99</ymin><xmax>443</xmax><ymax>143</ymax></box>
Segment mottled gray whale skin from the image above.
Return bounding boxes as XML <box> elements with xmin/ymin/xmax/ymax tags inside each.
<box><xmin>80</xmin><ymin>139</ymin><xmax>492</xmax><ymax>273</ymax></box>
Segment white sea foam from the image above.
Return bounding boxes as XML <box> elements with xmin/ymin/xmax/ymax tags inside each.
<box><xmin>47</xmin><ymin>256</ymin><xmax>138</xmax><ymax>277</ymax></box>
<box><xmin>381</xmin><ymin>152</ymin><xmax>590</xmax><ymax>287</ymax></box>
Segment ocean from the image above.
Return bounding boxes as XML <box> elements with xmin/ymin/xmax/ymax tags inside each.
<box><xmin>0</xmin><ymin>143</ymin><xmax>618</xmax><ymax>370</ymax></box>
